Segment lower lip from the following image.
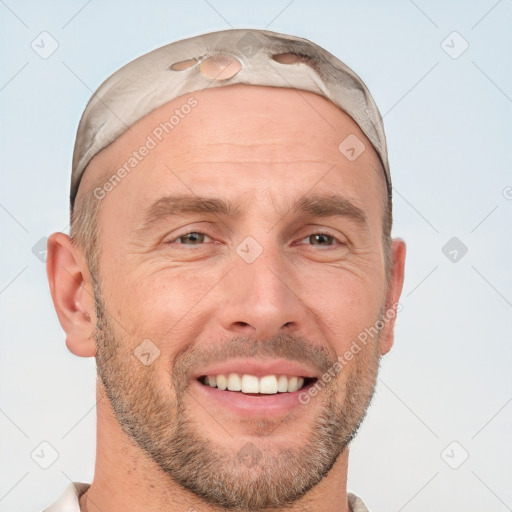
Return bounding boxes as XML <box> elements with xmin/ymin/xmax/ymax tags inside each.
<box><xmin>190</xmin><ymin>379</ymin><xmax>315</xmax><ymax>417</ymax></box>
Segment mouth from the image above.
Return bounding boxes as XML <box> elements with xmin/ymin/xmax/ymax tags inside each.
<box><xmin>197</xmin><ymin>374</ymin><xmax>317</xmax><ymax>396</ymax></box>
<box><xmin>192</xmin><ymin>373</ymin><xmax>319</xmax><ymax>417</ymax></box>
<box><xmin>190</xmin><ymin>359</ymin><xmax>322</xmax><ymax>416</ymax></box>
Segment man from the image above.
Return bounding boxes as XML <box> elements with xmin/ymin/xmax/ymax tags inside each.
<box><xmin>44</xmin><ymin>28</ymin><xmax>406</xmax><ymax>512</ymax></box>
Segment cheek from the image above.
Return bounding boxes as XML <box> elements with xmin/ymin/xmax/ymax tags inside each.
<box><xmin>297</xmin><ymin>264</ymin><xmax>385</xmax><ymax>347</ymax></box>
<box><xmin>300</xmin><ymin>270</ymin><xmax>383</xmax><ymax>397</ymax></box>
<box><xmin>108</xmin><ymin>265</ymin><xmax>220</xmax><ymax>350</ymax></box>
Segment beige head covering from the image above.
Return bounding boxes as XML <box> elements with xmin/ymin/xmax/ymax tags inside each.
<box><xmin>71</xmin><ymin>28</ymin><xmax>390</xmax><ymax>206</ymax></box>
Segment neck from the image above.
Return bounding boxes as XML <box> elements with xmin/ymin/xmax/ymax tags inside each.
<box><xmin>80</xmin><ymin>383</ymin><xmax>351</xmax><ymax>512</ymax></box>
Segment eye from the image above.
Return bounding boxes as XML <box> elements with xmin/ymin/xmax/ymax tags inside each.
<box><xmin>168</xmin><ymin>231</ymin><xmax>213</xmax><ymax>245</ymax></box>
<box><xmin>165</xmin><ymin>230</ymin><xmax>345</xmax><ymax>248</ymax></box>
<box><xmin>296</xmin><ymin>231</ymin><xmax>345</xmax><ymax>248</ymax></box>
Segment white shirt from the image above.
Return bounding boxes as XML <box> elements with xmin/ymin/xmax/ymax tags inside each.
<box><xmin>43</xmin><ymin>482</ymin><xmax>370</xmax><ymax>511</ymax></box>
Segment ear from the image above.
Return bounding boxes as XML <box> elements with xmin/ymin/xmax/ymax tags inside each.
<box><xmin>379</xmin><ymin>238</ymin><xmax>406</xmax><ymax>355</ymax></box>
<box><xmin>46</xmin><ymin>232</ymin><xmax>97</xmax><ymax>357</ymax></box>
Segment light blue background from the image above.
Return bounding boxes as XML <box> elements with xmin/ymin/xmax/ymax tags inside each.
<box><xmin>1</xmin><ymin>1</ymin><xmax>511</xmax><ymax>510</ymax></box>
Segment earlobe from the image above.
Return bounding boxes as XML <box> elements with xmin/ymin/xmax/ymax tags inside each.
<box><xmin>46</xmin><ymin>232</ymin><xmax>97</xmax><ymax>357</ymax></box>
<box><xmin>379</xmin><ymin>238</ymin><xmax>406</xmax><ymax>355</ymax></box>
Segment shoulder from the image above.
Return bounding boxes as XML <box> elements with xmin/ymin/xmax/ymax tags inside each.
<box><xmin>347</xmin><ymin>491</ymin><xmax>371</xmax><ymax>512</ymax></box>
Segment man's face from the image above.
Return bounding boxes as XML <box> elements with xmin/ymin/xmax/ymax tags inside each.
<box><xmin>80</xmin><ymin>84</ymin><xmax>395</xmax><ymax>509</ymax></box>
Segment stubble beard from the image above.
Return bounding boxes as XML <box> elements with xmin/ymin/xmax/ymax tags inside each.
<box><xmin>92</xmin><ymin>282</ymin><xmax>381</xmax><ymax>511</ymax></box>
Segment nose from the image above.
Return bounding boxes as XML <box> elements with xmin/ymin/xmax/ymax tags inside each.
<box><xmin>215</xmin><ymin>244</ymin><xmax>307</xmax><ymax>340</ymax></box>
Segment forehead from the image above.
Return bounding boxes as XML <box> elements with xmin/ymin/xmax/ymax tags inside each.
<box><xmin>80</xmin><ymin>84</ymin><xmax>385</xmax><ymax>220</ymax></box>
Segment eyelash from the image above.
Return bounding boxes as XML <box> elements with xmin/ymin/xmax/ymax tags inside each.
<box><xmin>166</xmin><ymin>229</ymin><xmax>346</xmax><ymax>249</ymax></box>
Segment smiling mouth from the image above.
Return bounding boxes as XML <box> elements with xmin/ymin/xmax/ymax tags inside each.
<box><xmin>198</xmin><ymin>374</ymin><xmax>317</xmax><ymax>395</ymax></box>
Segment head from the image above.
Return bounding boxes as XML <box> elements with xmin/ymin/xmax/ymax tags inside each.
<box><xmin>48</xmin><ymin>82</ymin><xmax>405</xmax><ymax>510</ymax></box>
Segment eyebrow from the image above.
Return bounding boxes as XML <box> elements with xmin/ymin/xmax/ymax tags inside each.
<box><xmin>291</xmin><ymin>194</ymin><xmax>368</xmax><ymax>226</ymax></box>
<box><xmin>136</xmin><ymin>193</ymin><xmax>368</xmax><ymax>235</ymax></box>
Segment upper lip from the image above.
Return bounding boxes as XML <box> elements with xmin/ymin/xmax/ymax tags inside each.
<box><xmin>191</xmin><ymin>358</ymin><xmax>319</xmax><ymax>381</ymax></box>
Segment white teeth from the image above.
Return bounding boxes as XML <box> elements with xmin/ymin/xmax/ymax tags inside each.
<box><xmin>216</xmin><ymin>374</ymin><xmax>227</xmax><ymax>390</ymax></box>
<box><xmin>203</xmin><ymin>374</ymin><xmax>309</xmax><ymax>394</ymax></box>
<box><xmin>227</xmin><ymin>373</ymin><xmax>242</xmax><ymax>391</ymax></box>
<box><xmin>287</xmin><ymin>376</ymin><xmax>299</xmax><ymax>392</ymax></box>
<box><xmin>277</xmin><ymin>375</ymin><xmax>288</xmax><ymax>393</ymax></box>
<box><xmin>241</xmin><ymin>374</ymin><xmax>259</xmax><ymax>393</ymax></box>
<box><xmin>259</xmin><ymin>375</ymin><xmax>278</xmax><ymax>394</ymax></box>
<box><xmin>242</xmin><ymin>375</ymin><xmax>260</xmax><ymax>393</ymax></box>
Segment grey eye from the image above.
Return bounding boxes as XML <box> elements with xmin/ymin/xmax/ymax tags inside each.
<box><xmin>308</xmin><ymin>234</ymin><xmax>335</xmax><ymax>246</ymax></box>
<box><xmin>176</xmin><ymin>232</ymin><xmax>209</xmax><ymax>244</ymax></box>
